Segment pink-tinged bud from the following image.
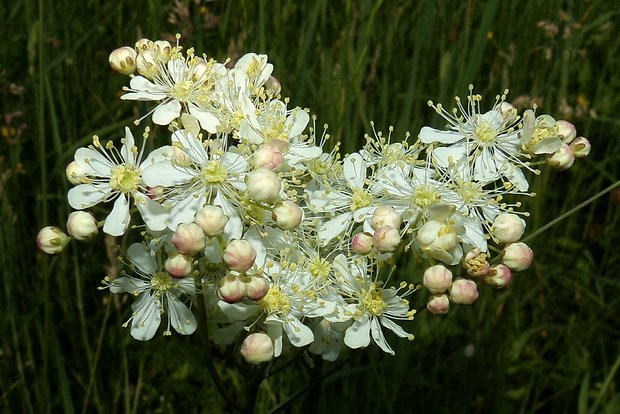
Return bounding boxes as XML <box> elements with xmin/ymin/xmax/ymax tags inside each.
<box><xmin>423</xmin><ymin>265</ymin><xmax>453</xmax><ymax>294</ymax></box>
<box><xmin>351</xmin><ymin>232</ymin><xmax>374</xmax><ymax>255</ymax></box>
<box><xmin>65</xmin><ymin>161</ymin><xmax>85</xmax><ymax>185</ymax></box>
<box><xmin>37</xmin><ymin>226</ymin><xmax>70</xmax><ymax>255</ymax></box>
<box><xmin>254</xmin><ymin>145</ymin><xmax>284</xmax><ymax>170</ymax></box>
<box><xmin>556</xmin><ymin>120</ymin><xmax>577</xmax><ymax>144</ymax></box>
<box><xmin>217</xmin><ymin>274</ymin><xmax>247</xmax><ymax>303</ymax></box>
<box><xmin>372</xmin><ymin>226</ymin><xmax>401</xmax><ymax>253</ymax></box>
<box><xmin>502</xmin><ymin>242</ymin><xmax>533</xmax><ymax>272</ymax></box>
<box><xmin>240</xmin><ymin>333</ymin><xmax>274</xmax><ymax>364</ymax></box>
<box><xmin>272</xmin><ymin>201</ymin><xmax>303</xmax><ymax>230</ymax></box>
<box><xmin>484</xmin><ymin>264</ymin><xmax>513</xmax><ymax>288</ymax></box>
<box><xmin>223</xmin><ymin>239</ymin><xmax>257</xmax><ymax>273</ymax></box>
<box><xmin>462</xmin><ymin>248</ymin><xmax>490</xmax><ymax>277</ymax></box>
<box><xmin>194</xmin><ymin>205</ymin><xmax>229</xmax><ymax>236</ymax></box>
<box><xmin>264</xmin><ymin>76</ymin><xmax>281</xmax><ymax>96</ymax></box>
<box><xmin>371</xmin><ymin>205</ymin><xmax>402</xmax><ymax>230</ymax></box>
<box><xmin>547</xmin><ymin>143</ymin><xmax>575</xmax><ymax>171</ymax></box>
<box><xmin>66</xmin><ymin>211</ymin><xmax>98</xmax><ymax>241</ymax></box>
<box><xmin>245</xmin><ymin>168</ymin><xmax>281</xmax><ymax>204</ymax></box>
<box><xmin>449</xmin><ymin>278</ymin><xmax>479</xmax><ymax>305</ymax></box>
<box><xmin>109</xmin><ymin>46</ymin><xmax>137</xmax><ymax>75</ymax></box>
<box><xmin>245</xmin><ymin>276</ymin><xmax>270</xmax><ymax>301</ymax></box>
<box><xmin>427</xmin><ymin>294</ymin><xmax>450</xmax><ymax>315</ymax></box>
<box><xmin>570</xmin><ymin>136</ymin><xmax>591</xmax><ymax>158</ymax></box>
<box><xmin>172</xmin><ymin>223</ymin><xmax>206</xmax><ymax>256</ymax></box>
<box><xmin>165</xmin><ymin>252</ymin><xmax>193</xmax><ymax>278</ymax></box>
<box><xmin>491</xmin><ymin>213</ymin><xmax>525</xmax><ymax>244</ymax></box>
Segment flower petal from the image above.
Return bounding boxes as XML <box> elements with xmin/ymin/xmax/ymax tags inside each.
<box><xmin>68</xmin><ymin>184</ymin><xmax>110</xmax><ymax>210</ymax></box>
<box><xmin>130</xmin><ymin>292</ymin><xmax>161</xmax><ymax>341</ymax></box>
<box><xmin>168</xmin><ymin>295</ymin><xmax>197</xmax><ymax>335</ymax></box>
<box><xmin>103</xmin><ymin>194</ymin><xmax>131</xmax><ymax>236</ymax></box>
<box><xmin>152</xmin><ymin>100</ymin><xmax>182</xmax><ymax>126</ymax></box>
<box><xmin>344</xmin><ymin>315</ymin><xmax>371</xmax><ymax>349</ymax></box>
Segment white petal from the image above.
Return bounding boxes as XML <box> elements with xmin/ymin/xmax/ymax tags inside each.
<box><xmin>343</xmin><ymin>153</ymin><xmax>366</xmax><ymax>189</ymax></box>
<box><xmin>189</xmin><ymin>104</ymin><xmax>220</xmax><ymax>134</ymax></box>
<box><xmin>134</xmin><ymin>191</ymin><xmax>169</xmax><ymax>231</ymax></box>
<box><xmin>152</xmin><ymin>100</ymin><xmax>182</xmax><ymax>126</ymax></box>
<box><xmin>370</xmin><ymin>317</ymin><xmax>394</xmax><ymax>355</ymax></box>
<box><xmin>319</xmin><ymin>212</ymin><xmax>353</xmax><ymax>245</ymax></box>
<box><xmin>109</xmin><ymin>276</ymin><xmax>149</xmax><ymax>295</ymax></box>
<box><xmin>68</xmin><ymin>184</ymin><xmax>110</xmax><ymax>209</ymax></box>
<box><xmin>167</xmin><ymin>194</ymin><xmax>207</xmax><ymax>230</ymax></box>
<box><xmin>103</xmin><ymin>195</ymin><xmax>131</xmax><ymax>236</ymax></box>
<box><xmin>244</xmin><ymin>226</ymin><xmax>267</xmax><ymax>268</ymax></box>
<box><xmin>283</xmin><ymin>315</ymin><xmax>314</xmax><ymax>347</ymax></box>
<box><xmin>419</xmin><ymin>127</ymin><xmax>463</xmax><ymax>144</ymax></box>
<box><xmin>221</xmin><ymin>151</ymin><xmax>248</xmax><ymax>174</ymax></box>
<box><xmin>433</xmin><ymin>144</ymin><xmax>466</xmax><ymax>167</ymax></box>
<box><xmin>127</xmin><ymin>242</ymin><xmax>157</xmax><ymax>275</ymax></box>
<box><xmin>141</xmin><ymin>161</ymin><xmax>193</xmax><ymax>187</ymax></box>
<box><xmin>168</xmin><ymin>295</ymin><xmax>197</xmax><ymax>335</ymax></box>
<box><xmin>286</xmin><ymin>109</ymin><xmax>309</xmax><ymax>138</ymax></box>
<box><xmin>74</xmin><ymin>147</ymin><xmax>114</xmax><ymax>177</ymax></box>
<box><xmin>380</xmin><ymin>316</ymin><xmax>409</xmax><ymax>339</ymax></box>
<box><xmin>130</xmin><ymin>293</ymin><xmax>161</xmax><ymax>341</ymax></box>
<box><xmin>121</xmin><ymin>127</ymin><xmax>136</xmax><ymax>164</ymax></box>
<box><xmin>344</xmin><ymin>315</ymin><xmax>371</xmax><ymax>349</ymax></box>
<box><xmin>264</xmin><ymin>319</ymin><xmax>284</xmax><ymax>357</ymax></box>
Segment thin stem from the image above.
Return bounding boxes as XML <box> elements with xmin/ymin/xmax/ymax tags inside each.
<box><xmin>523</xmin><ymin>178</ymin><xmax>620</xmax><ymax>243</ymax></box>
<box><xmin>193</xmin><ymin>272</ymin><xmax>239</xmax><ymax>411</ymax></box>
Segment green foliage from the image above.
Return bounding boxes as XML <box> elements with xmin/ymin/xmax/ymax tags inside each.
<box><xmin>1</xmin><ymin>0</ymin><xmax>619</xmax><ymax>412</ymax></box>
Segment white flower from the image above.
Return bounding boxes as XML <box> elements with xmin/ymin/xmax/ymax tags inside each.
<box><xmin>67</xmin><ymin>127</ymin><xmax>168</xmax><ymax>236</ymax></box>
<box><xmin>104</xmin><ymin>243</ymin><xmax>197</xmax><ymax>340</ymax></box>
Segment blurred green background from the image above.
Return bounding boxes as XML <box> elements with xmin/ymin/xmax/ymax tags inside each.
<box><xmin>1</xmin><ymin>0</ymin><xmax>619</xmax><ymax>413</ymax></box>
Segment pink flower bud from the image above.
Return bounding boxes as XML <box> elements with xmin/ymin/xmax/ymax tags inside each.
<box><xmin>109</xmin><ymin>46</ymin><xmax>137</xmax><ymax>75</ymax></box>
<box><xmin>37</xmin><ymin>226</ymin><xmax>70</xmax><ymax>255</ymax></box>
<box><xmin>272</xmin><ymin>201</ymin><xmax>303</xmax><ymax>230</ymax></box>
<box><xmin>240</xmin><ymin>332</ymin><xmax>274</xmax><ymax>364</ymax></box>
<box><xmin>254</xmin><ymin>145</ymin><xmax>284</xmax><ymax>170</ymax></box>
<box><xmin>462</xmin><ymin>248</ymin><xmax>490</xmax><ymax>277</ymax></box>
<box><xmin>217</xmin><ymin>274</ymin><xmax>247</xmax><ymax>303</ymax></box>
<box><xmin>65</xmin><ymin>161</ymin><xmax>85</xmax><ymax>185</ymax></box>
<box><xmin>245</xmin><ymin>168</ymin><xmax>281</xmax><ymax>203</ymax></box>
<box><xmin>570</xmin><ymin>136</ymin><xmax>591</xmax><ymax>158</ymax></box>
<box><xmin>423</xmin><ymin>264</ymin><xmax>453</xmax><ymax>294</ymax></box>
<box><xmin>223</xmin><ymin>239</ymin><xmax>257</xmax><ymax>273</ymax></box>
<box><xmin>351</xmin><ymin>232</ymin><xmax>374</xmax><ymax>255</ymax></box>
<box><xmin>491</xmin><ymin>213</ymin><xmax>525</xmax><ymax>244</ymax></box>
<box><xmin>165</xmin><ymin>252</ymin><xmax>193</xmax><ymax>278</ymax></box>
<box><xmin>371</xmin><ymin>205</ymin><xmax>402</xmax><ymax>230</ymax></box>
<box><xmin>372</xmin><ymin>226</ymin><xmax>401</xmax><ymax>253</ymax></box>
<box><xmin>484</xmin><ymin>264</ymin><xmax>513</xmax><ymax>288</ymax></box>
<box><xmin>66</xmin><ymin>211</ymin><xmax>99</xmax><ymax>241</ymax></box>
<box><xmin>502</xmin><ymin>242</ymin><xmax>533</xmax><ymax>272</ymax></box>
<box><xmin>547</xmin><ymin>143</ymin><xmax>575</xmax><ymax>171</ymax></box>
<box><xmin>172</xmin><ymin>223</ymin><xmax>206</xmax><ymax>256</ymax></box>
<box><xmin>427</xmin><ymin>294</ymin><xmax>450</xmax><ymax>315</ymax></box>
<box><xmin>556</xmin><ymin>120</ymin><xmax>577</xmax><ymax>144</ymax></box>
<box><xmin>245</xmin><ymin>276</ymin><xmax>270</xmax><ymax>301</ymax></box>
<box><xmin>194</xmin><ymin>205</ymin><xmax>229</xmax><ymax>236</ymax></box>
<box><xmin>449</xmin><ymin>278</ymin><xmax>479</xmax><ymax>305</ymax></box>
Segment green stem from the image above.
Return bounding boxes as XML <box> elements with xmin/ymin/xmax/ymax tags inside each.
<box><xmin>193</xmin><ymin>272</ymin><xmax>239</xmax><ymax>411</ymax></box>
<box><xmin>522</xmin><ymin>178</ymin><xmax>620</xmax><ymax>243</ymax></box>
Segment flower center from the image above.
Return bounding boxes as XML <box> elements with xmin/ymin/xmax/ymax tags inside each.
<box><xmin>361</xmin><ymin>284</ymin><xmax>388</xmax><ymax>316</ymax></box>
<box><xmin>168</xmin><ymin>79</ymin><xmax>195</xmax><ymax>101</ymax></box>
<box><xmin>151</xmin><ymin>271</ymin><xmax>174</xmax><ymax>294</ymax></box>
<box><xmin>110</xmin><ymin>164</ymin><xmax>141</xmax><ymax>193</ymax></box>
<box><xmin>202</xmin><ymin>160</ymin><xmax>228</xmax><ymax>184</ymax></box>
<box><xmin>351</xmin><ymin>188</ymin><xmax>372</xmax><ymax>211</ymax></box>
<box><xmin>259</xmin><ymin>285</ymin><xmax>291</xmax><ymax>314</ymax></box>
<box><xmin>308</xmin><ymin>257</ymin><xmax>331</xmax><ymax>279</ymax></box>
<box><xmin>475</xmin><ymin>120</ymin><xmax>498</xmax><ymax>144</ymax></box>
<box><xmin>413</xmin><ymin>185</ymin><xmax>440</xmax><ymax>209</ymax></box>
<box><xmin>457</xmin><ymin>181</ymin><xmax>484</xmax><ymax>204</ymax></box>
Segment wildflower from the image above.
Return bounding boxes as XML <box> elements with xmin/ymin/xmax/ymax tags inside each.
<box><xmin>66</xmin><ymin>211</ymin><xmax>99</xmax><ymax>241</ymax></box>
<box><xmin>240</xmin><ymin>332</ymin><xmax>274</xmax><ymax>364</ymax></box>
<box><xmin>37</xmin><ymin>226</ymin><xmax>70</xmax><ymax>254</ymax></box>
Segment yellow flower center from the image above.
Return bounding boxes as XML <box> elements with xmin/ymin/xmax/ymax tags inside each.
<box><xmin>201</xmin><ymin>160</ymin><xmax>228</xmax><ymax>184</ymax></box>
<box><xmin>110</xmin><ymin>164</ymin><xmax>141</xmax><ymax>193</ymax></box>
<box><xmin>168</xmin><ymin>79</ymin><xmax>195</xmax><ymax>101</ymax></box>
<box><xmin>351</xmin><ymin>188</ymin><xmax>372</xmax><ymax>211</ymax></box>
<box><xmin>457</xmin><ymin>181</ymin><xmax>484</xmax><ymax>204</ymax></box>
<box><xmin>413</xmin><ymin>185</ymin><xmax>440</xmax><ymax>209</ymax></box>
<box><xmin>308</xmin><ymin>257</ymin><xmax>331</xmax><ymax>279</ymax></box>
<box><xmin>151</xmin><ymin>271</ymin><xmax>174</xmax><ymax>295</ymax></box>
<box><xmin>259</xmin><ymin>285</ymin><xmax>290</xmax><ymax>314</ymax></box>
<box><xmin>361</xmin><ymin>284</ymin><xmax>388</xmax><ymax>316</ymax></box>
<box><xmin>474</xmin><ymin>120</ymin><xmax>498</xmax><ymax>144</ymax></box>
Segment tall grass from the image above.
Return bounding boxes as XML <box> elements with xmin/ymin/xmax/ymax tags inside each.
<box><xmin>1</xmin><ymin>0</ymin><xmax>619</xmax><ymax>412</ymax></box>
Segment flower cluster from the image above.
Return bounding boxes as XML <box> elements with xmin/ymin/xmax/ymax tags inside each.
<box><xmin>38</xmin><ymin>37</ymin><xmax>590</xmax><ymax>363</ymax></box>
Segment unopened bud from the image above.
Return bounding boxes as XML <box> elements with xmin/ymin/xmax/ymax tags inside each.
<box><xmin>272</xmin><ymin>201</ymin><xmax>303</xmax><ymax>230</ymax></box>
<box><xmin>245</xmin><ymin>169</ymin><xmax>281</xmax><ymax>204</ymax></box>
<box><xmin>351</xmin><ymin>232</ymin><xmax>374</xmax><ymax>255</ymax></box>
<box><xmin>136</xmin><ymin>50</ymin><xmax>159</xmax><ymax>79</ymax></box>
<box><xmin>165</xmin><ymin>252</ymin><xmax>193</xmax><ymax>278</ymax></box>
<box><xmin>172</xmin><ymin>223</ymin><xmax>206</xmax><ymax>256</ymax></box>
<box><xmin>462</xmin><ymin>248</ymin><xmax>490</xmax><ymax>277</ymax></box>
<box><xmin>547</xmin><ymin>143</ymin><xmax>575</xmax><ymax>171</ymax></box>
<box><xmin>499</xmin><ymin>102</ymin><xmax>517</xmax><ymax>122</ymax></box>
<box><xmin>484</xmin><ymin>264</ymin><xmax>512</xmax><ymax>288</ymax></box>
<box><xmin>371</xmin><ymin>205</ymin><xmax>402</xmax><ymax>230</ymax></box>
<box><xmin>423</xmin><ymin>265</ymin><xmax>453</xmax><ymax>294</ymax></box>
<box><xmin>372</xmin><ymin>226</ymin><xmax>401</xmax><ymax>253</ymax></box>
<box><xmin>66</xmin><ymin>211</ymin><xmax>98</xmax><ymax>241</ymax></box>
<box><xmin>245</xmin><ymin>276</ymin><xmax>270</xmax><ymax>301</ymax></box>
<box><xmin>153</xmin><ymin>40</ymin><xmax>172</xmax><ymax>58</ymax></box>
<box><xmin>109</xmin><ymin>46</ymin><xmax>137</xmax><ymax>75</ymax></box>
<box><xmin>240</xmin><ymin>332</ymin><xmax>274</xmax><ymax>364</ymax></box>
<box><xmin>570</xmin><ymin>136</ymin><xmax>591</xmax><ymax>158</ymax></box>
<box><xmin>254</xmin><ymin>145</ymin><xmax>284</xmax><ymax>170</ymax></box>
<box><xmin>217</xmin><ymin>274</ymin><xmax>247</xmax><ymax>303</ymax></box>
<box><xmin>427</xmin><ymin>294</ymin><xmax>450</xmax><ymax>315</ymax></box>
<box><xmin>194</xmin><ymin>205</ymin><xmax>229</xmax><ymax>236</ymax></box>
<box><xmin>502</xmin><ymin>242</ymin><xmax>533</xmax><ymax>272</ymax></box>
<box><xmin>37</xmin><ymin>226</ymin><xmax>70</xmax><ymax>255</ymax></box>
<box><xmin>491</xmin><ymin>213</ymin><xmax>525</xmax><ymax>244</ymax></box>
<box><xmin>134</xmin><ymin>38</ymin><xmax>152</xmax><ymax>52</ymax></box>
<box><xmin>223</xmin><ymin>239</ymin><xmax>257</xmax><ymax>273</ymax></box>
<box><xmin>264</xmin><ymin>76</ymin><xmax>281</xmax><ymax>96</ymax></box>
<box><xmin>449</xmin><ymin>278</ymin><xmax>479</xmax><ymax>305</ymax></box>
<box><xmin>65</xmin><ymin>161</ymin><xmax>85</xmax><ymax>185</ymax></box>
<box><xmin>556</xmin><ymin>120</ymin><xmax>577</xmax><ymax>144</ymax></box>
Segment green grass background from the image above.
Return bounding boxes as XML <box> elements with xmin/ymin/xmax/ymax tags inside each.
<box><xmin>1</xmin><ymin>0</ymin><xmax>619</xmax><ymax>412</ymax></box>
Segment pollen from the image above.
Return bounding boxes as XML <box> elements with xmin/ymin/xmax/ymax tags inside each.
<box><xmin>201</xmin><ymin>160</ymin><xmax>228</xmax><ymax>184</ymax></box>
<box><xmin>109</xmin><ymin>164</ymin><xmax>141</xmax><ymax>193</ymax></box>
